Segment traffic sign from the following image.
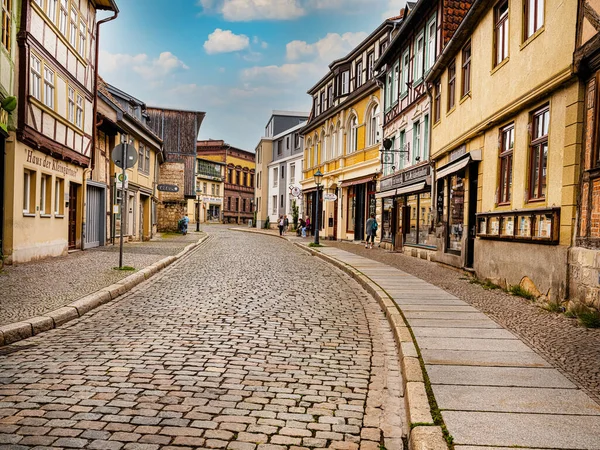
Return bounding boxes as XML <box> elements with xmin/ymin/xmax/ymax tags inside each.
<box><xmin>111</xmin><ymin>144</ymin><xmax>138</xmax><ymax>169</ymax></box>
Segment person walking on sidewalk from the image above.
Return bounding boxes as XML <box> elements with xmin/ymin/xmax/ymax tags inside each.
<box><xmin>283</xmin><ymin>215</ymin><xmax>289</xmax><ymax>235</ymax></box>
<box><xmin>278</xmin><ymin>215</ymin><xmax>284</xmax><ymax>236</ymax></box>
<box><xmin>365</xmin><ymin>213</ymin><xmax>378</xmax><ymax>249</ymax></box>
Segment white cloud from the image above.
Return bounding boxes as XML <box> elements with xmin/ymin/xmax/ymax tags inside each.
<box><xmin>100</xmin><ymin>51</ymin><xmax>189</xmax><ymax>80</ymax></box>
<box><xmin>204</xmin><ymin>28</ymin><xmax>250</xmax><ymax>54</ymax></box>
<box><xmin>286</xmin><ymin>32</ymin><xmax>367</xmax><ymax>62</ymax></box>
<box><xmin>241</xmin><ymin>62</ymin><xmax>325</xmax><ymax>85</ymax></box>
<box><xmin>382</xmin><ymin>0</ymin><xmax>406</xmax><ymax>20</ymax></box>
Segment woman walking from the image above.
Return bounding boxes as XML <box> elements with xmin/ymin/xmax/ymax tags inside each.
<box><xmin>278</xmin><ymin>215</ymin><xmax>284</xmax><ymax>236</ymax></box>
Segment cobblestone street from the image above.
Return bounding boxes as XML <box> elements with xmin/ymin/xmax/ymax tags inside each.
<box><xmin>0</xmin><ymin>232</ymin><xmax>201</xmax><ymax>326</ymax></box>
<box><xmin>0</xmin><ymin>227</ymin><xmax>405</xmax><ymax>450</ymax></box>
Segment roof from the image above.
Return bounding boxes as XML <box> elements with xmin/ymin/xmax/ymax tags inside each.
<box><xmin>270</xmin><ymin>110</ymin><xmax>310</xmax><ymax>118</ymax></box>
<box><xmin>94</xmin><ymin>0</ymin><xmax>118</xmax><ymax>12</ymax></box>
<box><xmin>426</xmin><ymin>0</ymin><xmax>485</xmax><ymax>83</ymax></box>
<box><xmin>271</xmin><ymin>121</ymin><xmax>308</xmax><ymax>140</ymax></box>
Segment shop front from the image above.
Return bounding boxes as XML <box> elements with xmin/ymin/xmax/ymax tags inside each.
<box><xmin>377</xmin><ymin>163</ymin><xmax>435</xmax><ymax>256</ymax></box>
<box><xmin>434</xmin><ymin>148</ymin><xmax>481</xmax><ymax>269</ymax></box>
<box><xmin>202</xmin><ymin>196</ymin><xmax>223</xmax><ymax>223</ymax></box>
<box><xmin>341</xmin><ymin>176</ymin><xmax>376</xmax><ymax>242</ymax></box>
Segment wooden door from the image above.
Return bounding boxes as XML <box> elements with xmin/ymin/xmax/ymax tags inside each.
<box><xmin>68</xmin><ymin>183</ymin><xmax>78</xmax><ymax>249</ymax></box>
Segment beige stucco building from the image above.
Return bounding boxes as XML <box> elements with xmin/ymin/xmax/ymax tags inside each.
<box><xmin>426</xmin><ymin>0</ymin><xmax>582</xmax><ymax>302</ymax></box>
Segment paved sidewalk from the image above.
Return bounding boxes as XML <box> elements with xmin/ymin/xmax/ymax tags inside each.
<box><xmin>310</xmin><ymin>246</ymin><xmax>600</xmax><ymax>449</ymax></box>
<box><xmin>0</xmin><ymin>232</ymin><xmax>202</xmax><ymax>326</ymax></box>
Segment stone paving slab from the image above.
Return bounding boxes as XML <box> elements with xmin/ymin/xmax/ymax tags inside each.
<box><xmin>443</xmin><ymin>411</ymin><xmax>600</xmax><ymax>449</ymax></box>
<box><xmin>412</xmin><ymin>328</ymin><xmax>518</xmax><ymax>339</ymax></box>
<box><xmin>433</xmin><ymin>385</ymin><xmax>600</xmax><ymax>415</ymax></box>
<box><xmin>391</xmin><ymin>298</ymin><xmax>467</xmax><ymax>306</ymax></box>
<box><xmin>427</xmin><ymin>365</ymin><xmax>576</xmax><ymax>388</ymax></box>
<box><xmin>403</xmin><ymin>311</ymin><xmax>491</xmax><ymax>320</ymax></box>
<box><xmin>401</xmin><ymin>318</ymin><xmax>502</xmax><ymax>328</ymax></box>
<box><xmin>416</xmin><ymin>336</ymin><xmax>533</xmax><ymax>352</ymax></box>
<box><xmin>421</xmin><ymin>349</ymin><xmax>552</xmax><ymax>367</ymax></box>
<box><xmin>399</xmin><ymin>305</ymin><xmax>481</xmax><ymax>312</ymax></box>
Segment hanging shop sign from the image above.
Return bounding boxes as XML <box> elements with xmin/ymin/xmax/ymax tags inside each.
<box><xmin>323</xmin><ymin>193</ymin><xmax>338</xmax><ymax>202</ymax></box>
<box><xmin>157</xmin><ymin>184</ymin><xmax>180</xmax><ymax>193</ymax></box>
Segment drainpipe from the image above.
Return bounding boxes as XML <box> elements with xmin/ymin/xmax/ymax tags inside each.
<box><xmin>91</xmin><ymin>7</ymin><xmax>119</xmax><ymax>172</ymax></box>
<box><xmin>424</xmin><ymin>81</ymin><xmax>436</xmax><ymax>224</ymax></box>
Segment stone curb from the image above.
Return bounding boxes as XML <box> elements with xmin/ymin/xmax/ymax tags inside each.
<box><xmin>0</xmin><ymin>234</ymin><xmax>209</xmax><ymax>347</ymax></box>
<box><xmin>293</xmin><ymin>244</ymin><xmax>447</xmax><ymax>450</ymax></box>
<box><xmin>229</xmin><ymin>229</ymin><xmax>448</xmax><ymax>449</ymax></box>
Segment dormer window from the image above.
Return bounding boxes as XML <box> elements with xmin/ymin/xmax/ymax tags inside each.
<box><xmin>341</xmin><ymin>70</ymin><xmax>350</xmax><ymax>95</ymax></box>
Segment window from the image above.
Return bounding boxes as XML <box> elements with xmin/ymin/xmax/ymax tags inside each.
<box><xmin>79</xmin><ymin>20</ymin><xmax>86</xmax><ymax>57</ymax></box>
<box><xmin>448</xmin><ymin>60</ymin><xmax>456</xmax><ymax>110</ymax></box>
<box><xmin>30</xmin><ymin>55</ymin><xmax>41</xmax><ymax>101</ymax></box>
<box><xmin>426</xmin><ymin>18</ymin><xmax>436</xmax><ymax>72</ymax></box>
<box><xmin>33</xmin><ymin>0</ymin><xmax>42</xmax><ymax>7</ymax></box>
<box><xmin>498</xmin><ymin>124</ymin><xmax>514</xmax><ymax>204</ymax></box>
<box><xmin>69</xmin><ymin>6</ymin><xmax>77</xmax><ymax>48</ymax></box>
<box><xmin>386</xmin><ymin>70</ymin><xmax>393</xmax><ymax>109</ymax></box>
<box><xmin>399</xmin><ymin>130</ymin><xmax>405</xmax><ymax>170</ymax></box>
<box><xmin>145</xmin><ymin>147</ymin><xmax>150</xmax><ymax>174</ymax></box>
<box><xmin>294</xmin><ymin>133</ymin><xmax>300</xmax><ymax>148</ymax></box>
<box><xmin>423</xmin><ymin>114</ymin><xmax>429</xmax><ymax>160</ymax></box>
<box><xmin>413</xmin><ymin>120</ymin><xmax>421</xmax><ymax>164</ymax></box>
<box><xmin>286</xmin><ymin>136</ymin><xmax>290</xmax><ymax>149</ymax></box>
<box><xmin>392</xmin><ymin>62</ymin><xmax>399</xmax><ymax>104</ymax></box>
<box><xmin>280</xmin><ymin>195</ymin><xmax>284</xmax><ymax>208</ymax></box>
<box><xmin>272</xmin><ymin>196</ymin><xmax>277</xmax><ymax>214</ymax></box>
<box><xmin>227</xmin><ymin>168</ymin><xmax>233</xmax><ymax>183</ymax></box>
<box><xmin>46</xmin><ymin>0</ymin><xmax>57</xmax><ymax>23</ymax></box>
<box><xmin>2</xmin><ymin>0</ymin><xmax>12</xmax><ymax>52</ymax></box>
<box><xmin>250</xmin><ymin>174</ymin><xmax>254</xmax><ymax>188</ymax></box>
<box><xmin>236</xmin><ymin>170</ymin><xmax>241</xmax><ymax>185</ymax></box>
<box><xmin>525</xmin><ymin>0</ymin><xmax>544</xmax><ymax>40</ymax></box>
<box><xmin>40</xmin><ymin>174</ymin><xmax>51</xmax><ymax>215</ymax></box>
<box><xmin>242</xmin><ymin>199</ymin><xmax>246</xmax><ymax>211</ymax></box>
<box><xmin>495</xmin><ymin>1</ymin><xmax>509</xmax><ymax>67</ymax></box>
<box><xmin>59</xmin><ymin>0</ymin><xmax>68</xmax><ymax>36</ymax></box>
<box><xmin>348</xmin><ymin>115</ymin><xmax>358</xmax><ymax>153</ymax></box>
<box><xmin>356</xmin><ymin>61</ymin><xmax>363</xmax><ymax>88</ymax></box>
<box><xmin>244</xmin><ymin>171</ymin><xmax>248</xmax><ymax>185</ymax></box>
<box><xmin>401</xmin><ymin>49</ymin><xmax>410</xmax><ymax>96</ymax></box>
<box><xmin>216</xmin><ymin>184</ymin><xmax>220</xmax><ymax>196</ymax></box>
<box><xmin>320</xmin><ymin>91</ymin><xmax>325</xmax><ymax>113</ymax></box>
<box><xmin>43</xmin><ymin>66</ymin><xmax>55</xmax><ymax>109</ymax></box>
<box><xmin>434</xmin><ymin>81</ymin><xmax>441</xmax><ymax>123</ymax></box>
<box><xmin>68</xmin><ymin>87</ymin><xmax>75</xmax><ymax>123</ymax></box>
<box><xmin>327</xmin><ymin>85</ymin><xmax>333</xmax><ymax>108</ymax></box>
<box><xmin>529</xmin><ymin>106</ymin><xmax>549</xmax><ymax>200</ymax></box>
<box><xmin>290</xmin><ymin>163</ymin><xmax>296</xmax><ymax>184</ymax></box>
<box><xmin>23</xmin><ymin>170</ymin><xmax>35</xmax><ymax>214</ymax></box>
<box><xmin>461</xmin><ymin>42</ymin><xmax>471</xmax><ymax>97</ymax></box>
<box><xmin>367</xmin><ymin>51</ymin><xmax>375</xmax><ymax>80</ymax></box>
<box><xmin>414</xmin><ymin>32</ymin><xmax>425</xmax><ymax>82</ymax></box>
<box><xmin>203</xmin><ymin>182</ymin><xmax>207</xmax><ymax>194</ymax></box>
<box><xmin>75</xmin><ymin>94</ymin><xmax>83</xmax><ymax>128</ymax></box>
<box><xmin>273</xmin><ymin>168</ymin><xmax>278</xmax><ymax>187</ymax></box>
<box><xmin>341</xmin><ymin>70</ymin><xmax>350</xmax><ymax>95</ymax></box>
<box><xmin>54</xmin><ymin>178</ymin><xmax>64</xmax><ymax>215</ymax></box>
<box><xmin>227</xmin><ymin>197</ymin><xmax>231</xmax><ymax>211</ymax></box>
<box><xmin>369</xmin><ymin>104</ymin><xmax>380</xmax><ymax>146</ymax></box>
<box><xmin>137</xmin><ymin>143</ymin><xmax>145</xmax><ymax>172</ymax></box>
<box><xmin>235</xmin><ymin>198</ymin><xmax>239</xmax><ymax>211</ymax></box>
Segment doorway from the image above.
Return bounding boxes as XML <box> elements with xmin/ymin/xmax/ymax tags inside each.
<box><xmin>354</xmin><ymin>183</ymin><xmax>366</xmax><ymax>241</ymax></box>
<box><xmin>333</xmin><ymin>194</ymin><xmax>338</xmax><ymax>240</ymax></box>
<box><xmin>466</xmin><ymin>163</ymin><xmax>479</xmax><ymax>268</ymax></box>
<box><xmin>85</xmin><ymin>184</ymin><xmax>105</xmax><ymax>248</ymax></box>
<box><xmin>0</xmin><ymin>135</ymin><xmax>5</xmax><ymax>254</ymax></box>
<box><xmin>68</xmin><ymin>182</ymin><xmax>79</xmax><ymax>249</ymax></box>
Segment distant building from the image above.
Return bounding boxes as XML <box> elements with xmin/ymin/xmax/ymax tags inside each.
<box><xmin>197</xmin><ymin>140</ymin><xmax>255</xmax><ymax>225</ymax></box>
<box><xmin>255</xmin><ymin>111</ymin><xmax>308</xmax><ymax>229</ymax></box>
<box><xmin>195</xmin><ymin>157</ymin><xmax>225</xmax><ymax>224</ymax></box>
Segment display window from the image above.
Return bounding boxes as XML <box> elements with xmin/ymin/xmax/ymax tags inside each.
<box><xmin>382</xmin><ymin>198</ymin><xmax>394</xmax><ymax>242</ymax></box>
<box><xmin>347</xmin><ymin>186</ymin><xmax>356</xmax><ymax>233</ymax></box>
<box><xmin>447</xmin><ymin>172</ymin><xmax>465</xmax><ymax>253</ymax></box>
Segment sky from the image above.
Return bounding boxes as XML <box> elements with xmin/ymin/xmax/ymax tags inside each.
<box><xmin>98</xmin><ymin>0</ymin><xmax>407</xmax><ymax>151</ymax></box>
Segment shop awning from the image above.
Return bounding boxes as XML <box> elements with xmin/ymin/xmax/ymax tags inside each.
<box><xmin>340</xmin><ymin>174</ymin><xmax>375</xmax><ymax>187</ymax></box>
<box><xmin>436</xmin><ymin>149</ymin><xmax>482</xmax><ymax>179</ymax></box>
<box><xmin>396</xmin><ymin>182</ymin><xmax>427</xmax><ymax>195</ymax></box>
<box><xmin>375</xmin><ymin>189</ymin><xmax>396</xmax><ymax>199</ymax></box>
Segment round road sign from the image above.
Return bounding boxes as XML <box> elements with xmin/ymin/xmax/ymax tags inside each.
<box><xmin>111</xmin><ymin>144</ymin><xmax>138</xmax><ymax>170</ymax></box>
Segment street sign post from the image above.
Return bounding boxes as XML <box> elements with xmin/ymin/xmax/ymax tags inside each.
<box><xmin>111</xmin><ymin>141</ymin><xmax>137</xmax><ymax>269</ymax></box>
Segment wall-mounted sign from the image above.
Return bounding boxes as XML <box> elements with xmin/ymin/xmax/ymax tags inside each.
<box><xmin>323</xmin><ymin>193</ymin><xmax>338</xmax><ymax>202</ymax></box>
<box><xmin>157</xmin><ymin>184</ymin><xmax>180</xmax><ymax>193</ymax></box>
<box><xmin>290</xmin><ymin>187</ymin><xmax>301</xmax><ymax>198</ymax></box>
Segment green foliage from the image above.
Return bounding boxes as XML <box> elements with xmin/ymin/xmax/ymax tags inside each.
<box><xmin>1</xmin><ymin>96</ymin><xmax>17</xmax><ymax>113</ymax></box>
<box><xmin>578</xmin><ymin>310</ymin><xmax>600</xmax><ymax>328</ymax></box>
<box><xmin>543</xmin><ymin>302</ymin><xmax>564</xmax><ymax>313</ymax></box>
<box><xmin>264</xmin><ymin>217</ymin><xmax>270</xmax><ymax>229</ymax></box>
<box><xmin>469</xmin><ymin>277</ymin><xmax>501</xmax><ymax>290</ymax></box>
<box><xmin>308</xmin><ymin>242</ymin><xmax>323</xmax><ymax>248</ymax></box>
<box><xmin>113</xmin><ymin>266</ymin><xmax>136</xmax><ymax>271</ymax></box>
<box><xmin>508</xmin><ymin>284</ymin><xmax>536</xmax><ymax>300</ymax></box>
<box><xmin>291</xmin><ymin>199</ymin><xmax>299</xmax><ymax>229</ymax></box>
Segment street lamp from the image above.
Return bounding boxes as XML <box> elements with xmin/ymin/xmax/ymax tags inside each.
<box><xmin>314</xmin><ymin>169</ymin><xmax>323</xmax><ymax>245</ymax></box>
<box><xmin>196</xmin><ymin>188</ymin><xmax>202</xmax><ymax>232</ymax></box>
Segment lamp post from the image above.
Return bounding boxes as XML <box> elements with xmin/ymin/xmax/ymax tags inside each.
<box><xmin>314</xmin><ymin>169</ymin><xmax>323</xmax><ymax>245</ymax></box>
<box><xmin>196</xmin><ymin>188</ymin><xmax>202</xmax><ymax>232</ymax></box>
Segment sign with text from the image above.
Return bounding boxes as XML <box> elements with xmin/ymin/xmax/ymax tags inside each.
<box><xmin>323</xmin><ymin>193</ymin><xmax>338</xmax><ymax>202</ymax></box>
<box><xmin>157</xmin><ymin>184</ymin><xmax>180</xmax><ymax>193</ymax></box>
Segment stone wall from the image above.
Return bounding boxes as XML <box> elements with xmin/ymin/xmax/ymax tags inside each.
<box><xmin>568</xmin><ymin>247</ymin><xmax>600</xmax><ymax>312</ymax></box>
<box><xmin>157</xmin><ymin>162</ymin><xmax>187</xmax><ymax>232</ymax></box>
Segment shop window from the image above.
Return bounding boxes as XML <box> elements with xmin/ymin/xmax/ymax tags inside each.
<box><xmin>54</xmin><ymin>178</ymin><xmax>64</xmax><ymax>216</ymax></box>
<box><xmin>498</xmin><ymin>124</ymin><xmax>514</xmax><ymax>204</ymax></box>
<box><xmin>347</xmin><ymin>186</ymin><xmax>356</xmax><ymax>232</ymax></box>
<box><xmin>528</xmin><ymin>106</ymin><xmax>549</xmax><ymax>201</ymax></box>
<box><xmin>403</xmin><ymin>192</ymin><xmax>432</xmax><ymax>246</ymax></box>
<box><xmin>494</xmin><ymin>1</ymin><xmax>509</xmax><ymax>66</ymax></box>
<box><xmin>477</xmin><ymin>208</ymin><xmax>559</xmax><ymax>244</ymax></box>
<box><xmin>447</xmin><ymin>173</ymin><xmax>465</xmax><ymax>253</ymax></box>
<box><xmin>23</xmin><ymin>169</ymin><xmax>36</xmax><ymax>215</ymax></box>
<box><xmin>382</xmin><ymin>198</ymin><xmax>394</xmax><ymax>242</ymax></box>
<box><xmin>40</xmin><ymin>173</ymin><xmax>51</xmax><ymax>216</ymax></box>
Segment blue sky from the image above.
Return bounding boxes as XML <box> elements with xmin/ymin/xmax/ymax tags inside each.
<box><xmin>99</xmin><ymin>0</ymin><xmax>406</xmax><ymax>151</ymax></box>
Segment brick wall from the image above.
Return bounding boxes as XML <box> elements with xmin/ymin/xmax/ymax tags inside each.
<box><xmin>157</xmin><ymin>162</ymin><xmax>187</xmax><ymax>232</ymax></box>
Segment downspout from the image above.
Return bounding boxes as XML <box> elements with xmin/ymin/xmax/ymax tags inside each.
<box><xmin>424</xmin><ymin>80</ymin><xmax>436</xmax><ymax>218</ymax></box>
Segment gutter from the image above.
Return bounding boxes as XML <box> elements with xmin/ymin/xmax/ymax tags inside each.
<box><xmin>91</xmin><ymin>6</ymin><xmax>119</xmax><ymax>171</ymax></box>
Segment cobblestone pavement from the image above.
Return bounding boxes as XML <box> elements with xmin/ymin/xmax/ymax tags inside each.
<box><xmin>0</xmin><ymin>226</ymin><xmax>405</xmax><ymax>450</ymax></box>
<box><xmin>0</xmin><ymin>232</ymin><xmax>201</xmax><ymax>326</ymax></box>
<box><xmin>325</xmin><ymin>240</ymin><xmax>600</xmax><ymax>404</ymax></box>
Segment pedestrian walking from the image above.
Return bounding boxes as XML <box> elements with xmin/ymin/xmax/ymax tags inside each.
<box><xmin>305</xmin><ymin>216</ymin><xmax>311</xmax><ymax>236</ymax></box>
<box><xmin>278</xmin><ymin>215</ymin><xmax>284</xmax><ymax>236</ymax></box>
<box><xmin>365</xmin><ymin>213</ymin><xmax>378</xmax><ymax>249</ymax></box>
<box><xmin>283</xmin><ymin>215</ymin><xmax>289</xmax><ymax>235</ymax></box>
<box><xmin>298</xmin><ymin>218</ymin><xmax>305</xmax><ymax>237</ymax></box>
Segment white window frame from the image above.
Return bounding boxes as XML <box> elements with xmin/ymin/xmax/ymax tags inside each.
<box><xmin>46</xmin><ymin>0</ymin><xmax>57</xmax><ymax>23</ymax></box>
<box><xmin>76</xmin><ymin>94</ymin><xmax>83</xmax><ymax>128</ymax></box>
<box><xmin>401</xmin><ymin>49</ymin><xmax>410</xmax><ymax>96</ymax></box>
<box><xmin>273</xmin><ymin>168</ymin><xmax>278</xmax><ymax>188</ymax></box>
<box><xmin>43</xmin><ymin>66</ymin><xmax>55</xmax><ymax>109</ymax></box>
<box><xmin>54</xmin><ymin>178</ymin><xmax>63</xmax><ymax>215</ymax></box>
<box><xmin>413</xmin><ymin>120</ymin><xmax>421</xmax><ymax>164</ymax></box>
<box><xmin>272</xmin><ymin>196</ymin><xmax>277</xmax><ymax>215</ymax></box>
<box><xmin>30</xmin><ymin>54</ymin><xmax>41</xmax><ymax>101</ymax></box>
<box><xmin>392</xmin><ymin>62</ymin><xmax>399</xmax><ymax>103</ymax></box>
<box><xmin>348</xmin><ymin>116</ymin><xmax>358</xmax><ymax>154</ymax></box>
<box><xmin>58</xmin><ymin>0</ymin><xmax>68</xmax><ymax>35</ymax></box>
<box><xmin>68</xmin><ymin>87</ymin><xmax>75</xmax><ymax>123</ymax></box>
<box><xmin>79</xmin><ymin>20</ymin><xmax>86</xmax><ymax>57</ymax></box>
<box><xmin>414</xmin><ymin>31</ymin><xmax>425</xmax><ymax>82</ymax></box>
<box><xmin>525</xmin><ymin>0</ymin><xmax>544</xmax><ymax>40</ymax></box>
<box><xmin>290</xmin><ymin>163</ymin><xmax>296</xmax><ymax>185</ymax></box>
<box><xmin>356</xmin><ymin>61</ymin><xmax>363</xmax><ymax>88</ymax></box>
<box><xmin>341</xmin><ymin>70</ymin><xmax>350</xmax><ymax>95</ymax></box>
<box><xmin>23</xmin><ymin>170</ymin><xmax>32</xmax><ymax>213</ymax></box>
<box><xmin>426</xmin><ymin>17</ymin><xmax>437</xmax><ymax>72</ymax></box>
<box><xmin>386</xmin><ymin>70</ymin><xmax>392</xmax><ymax>109</ymax></box>
<box><xmin>40</xmin><ymin>173</ymin><xmax>48</xmax><ymax>214</ymax></box>
<box><xmin>369</xmin><ymin>104</ymin><xmax>380</xmax><ymax>146</ymax></box>
<box><xmin>69</xmin><ymin>6</ymin><xmax>77</xmax><ymax>48</ymax></box>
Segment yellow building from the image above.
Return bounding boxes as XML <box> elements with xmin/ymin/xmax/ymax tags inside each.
<box><xmin>426</xmin><ymin>0</ymin><xmax>582</xmax><ymax>301</ymax></box>
<box><xmin>195</xmin><ymin>157</ymin><xmax>225</xmax><ymax>224</ymax></box>
<box><xmin>301</xmin><ymin>18</ymin><xmax>401</xmax><ymax>241</ymax></box>
<box><xmin>3</xmin><ymin>0</ymin><xmax>118</xmax><ymax>263</ymax></box>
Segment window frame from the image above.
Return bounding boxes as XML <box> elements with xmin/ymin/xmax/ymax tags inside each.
<box><xmin>355</xmin><ymin>60</ymin><xmax>363</xmax><ymax>88</ymax></box>
<box><xmin>414</xmin><ymin>30</ymin><xmax>425</xmax><ymax>83</ymax></box>
<box><xmin>494</xmin><ymin>0</ymin><xmax>509</xmax><ymax>67</ymax></box>
<box><xmin>54</xmin><ymin>177</ymin><xmax>64</xmax><ymax>216</ymax></box>
<box><xmin>75</xmin><ymin>93</ymin><xmax>83</xmax><ymax>128</ymax></box>
<box><xmin>447</xmin><ymin>59</ymin><xmax>456</xmax><ymax>111</ymax></box>
<box><xmin>30</xmin><ymin>54</ymin><xmax>42</xmax><ymax>101</ymax></box>
<box><xmin>23</xmin><ymin>169</ymin><xmax>35</xmax><ymax>215</ymax></box>
<box><xmin>497</xmin><ymin>123</ymin><xmax>514</xmax><ymax>205</ymax></box>
<box><xmin>528</xmin><ymin>105</ymin><xmax>550</xmax><ymax>201</ymax></box>
<box><xmin>401</xmin><ymin>49</ymin><xmax>410</xmax><ymax>97</ymax></box>
<box><xmin>58</xmin><ymin>0</ymin><xmax>68</xmax><ymax>36</ymax></box>
<box><xmin>524</xmin><ymin>0</ymin><xmax>544</xmax><ymax>41</ymax></box>
<box><xmin>40</xmin><ymin>173</ymin><xmax>51</xmax><ymax>215</ymax></box>
<box><xmin>341</xmin><ymin>70</ymin><xmax>350</xmax><ymax>95</ymax></box>
<box><xmin>426</xmin><ymin>16</ymin><xmax>437</xmax><ymax>73</ymax></box>
<box><xmin>433</xmin><ymin>81</ymin><xmax>441</xmax><ymax>123</ymax></box>
<box><xmin>2</xmin><ymin>0</ymin><xmax>12</xmax><ymax>53</ymax></box>
<box><xmin>348</xmin><ymin>115</ymin><xmax>358</xmax><ymax>154</ymax></box>
<box><xmin>69</xmin><ymin>5</ymin><xmax>77</xmax><ymax>48</ymax></box>
<box><xmin>43</xmin><ymin>65</ymin><xmax>55</xmax><ymax>109</ymax></box>
<box><xmin>79</xmin><ymin>19</ymin><xmax>86</xmax><ymax>57</ymax></box>
<box><xmin>367</xmin><ymin>51</ymin><xmax>375</xmax><ymax>80</ymax></box>
<box><xmin>461</xmin><ymin>41</ymin><xmax>472</xmax><ymax>98</ymax></box>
